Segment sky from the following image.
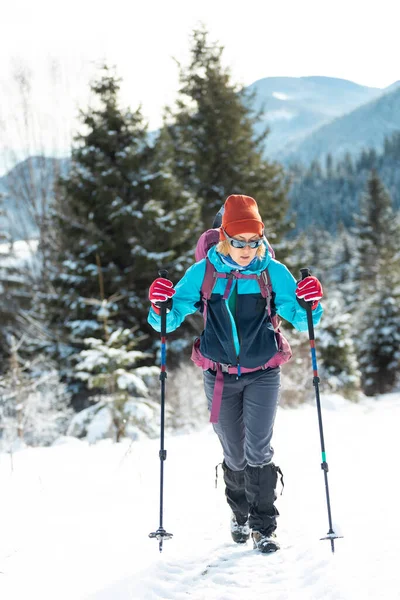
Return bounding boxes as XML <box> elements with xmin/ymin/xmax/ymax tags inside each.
<box><xmin>0</xmin><ymin>0</ymin><xmax>399</xmax><ymax>165</ymax></box>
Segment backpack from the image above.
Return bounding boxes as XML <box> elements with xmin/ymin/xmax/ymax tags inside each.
<box><xmin>191</xmin><ymin>228</ymin><xmax>292</xmax><ymax>372</ymax></box>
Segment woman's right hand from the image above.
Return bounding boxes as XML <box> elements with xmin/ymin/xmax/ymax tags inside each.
<box><xmin>149</xmin><ymin>278</ymin><xmax>176</xmax><ymax>314</ymax></box>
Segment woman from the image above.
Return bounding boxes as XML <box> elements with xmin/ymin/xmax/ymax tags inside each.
<box><xmin>148</xmin><ymin>195</ymin><xmax>323</xmax><ymax>553</ymax></box>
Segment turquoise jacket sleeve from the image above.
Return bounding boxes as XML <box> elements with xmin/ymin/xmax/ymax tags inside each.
<box><xmin>147</xmin><ymin>260</ymin><xmax>206</xmax><ymax>333</ymax></box>
<box><xmin>269</xmin><ymin>261</ymin><xmax>323</xmax><ymax>331</ymax></box>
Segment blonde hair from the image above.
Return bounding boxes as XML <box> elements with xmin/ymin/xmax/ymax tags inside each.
<box><xmin>216</xmin><ymin>240</ymin><xmax>266</xmax><ymax>259</ymax></box>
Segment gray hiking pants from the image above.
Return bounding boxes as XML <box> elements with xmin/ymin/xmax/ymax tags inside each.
<box><xmin>203</xmin><ymin>367</ymin><xmax>282</xmax><ymax>531</ymax></box>
<box><xmin>203</xmin><ymin>367</ymin><xmax>281</xmax><ymax>471</ymax></box>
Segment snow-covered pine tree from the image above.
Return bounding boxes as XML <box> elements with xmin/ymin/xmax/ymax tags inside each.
<box><xmin>353</xmin><ymin>170</ymin><xmax>400</xmax><ymax>395</ymax></box>
<box><xmin>334</xmin><ymin>223</ymin><xmax>358</xmax><ymax>284</ymax></box>
<box><xmin>162</xmin><ymin>27</ymin><xmax>293</xmax><ymax>255</ymax></box>
<box><xmin>357</xmin><ymin>269</ymin><xmax>400</xmax><ymax>397</ymax></box>
<box><xmin>317</xmin><ymin>291</ymin><xmax>361</xmax><ymax>400</ymax></box>
<box><xmin>357</xmin><ymin>280</ymin><xmax>400</xmax><ymax>396</ymax></box>
<box><xmin>289</xmin><ymin>227</ymin><xmax>361</xmax><ymax>399</ymax></box>
<box><xmin>331</xmin><ymin>223</ymin><xmax>360</xmax><ymax>323</ymax></box>
<box><xmin>353</xmin><ymin>170</ymin><xmax>400</xmax><ymax>285</ymax></box>
<box><xmin>43</xmin><ymin>65</ymin><xmax>199</xmax><ymax>402</ymax></box>
<box><xmin>0</xmin><ymin>195</ymin><xmax>32</xmax><ymax>370</ymax></box>
<box><xmin>0</xmin><ymin>335</ymin><xmax>72</xmax><ymax>450</ymax></box>
<box><xmin>71</xmin><ymin>328</ymin><xmax>159</xmax><ymax>442</ymax></box>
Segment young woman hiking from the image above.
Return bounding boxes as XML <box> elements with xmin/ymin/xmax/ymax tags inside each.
<box><xmin>148</xmin><ymin>194</ymin><xmax>323</xmax><ymax>553</ymax></box>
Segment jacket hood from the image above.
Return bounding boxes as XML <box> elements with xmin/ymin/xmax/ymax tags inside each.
<box><xmin>207</xmin><ymin>240</ymin><xmax>272</xmax><ymax>275</ymax></box>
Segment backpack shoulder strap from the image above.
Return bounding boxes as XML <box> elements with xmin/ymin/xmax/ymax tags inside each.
<box><xmin>202</xmin><ymin>260</ymin><xmax>242</xmax><ymax>299</ymax></box>
<box><xmin>201</xmin><ymin>258</ymin><xmax>218</xmax><ymax>300</ymax></box>
<box><xmin>200</xmin><ymin>259</ymin><xmax>217</xmax><ymax>323</ymax></box>
<box><xmin>201</xmin><ymin>261</ymin><xmax>280</xmax><ymax>327</ymax></box>
<box><xmin>257</xmin><ymin>267</ymin><xmax>273</xmax><ymax>314</ymax></box>
<box><xmin>258</xmin><ymin>267</ymin><xmax>282</xmax><ymax>330</ymax></box>
<box><xmin>257</xmin><ymin>267</ymin><xmax>272</xmax><ymax>300</ymax></box>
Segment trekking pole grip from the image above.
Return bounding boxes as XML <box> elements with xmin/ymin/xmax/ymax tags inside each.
<box><xmin>158</xmin><ymin>269</ymin><xmax>168</xmax><ymax>338</ymax></box>
<box><xmin>300</xmin><ymin>267</ymin><xmax>311</xmax><ymax>280</ymax></box>
<box><xmin>297</xmin><ymin>268</ymin><xmax>313</xmax><ymax>312</ymax></box>
<box><xmin>298</xmin><ymin>267</ymin><xmax>315</xmax><ymax>336</ymax></box>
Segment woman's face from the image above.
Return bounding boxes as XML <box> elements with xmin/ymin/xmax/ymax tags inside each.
<box><xmin>228</xmin><ymin>232</ymin><xmax>261</xmax><ymax>267</ymax></box>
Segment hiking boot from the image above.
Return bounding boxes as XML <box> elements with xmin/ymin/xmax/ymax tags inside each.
<box><xmin>252</xmin><ymin>530</ymin><xmax>280</xmax><ymax>553</ymax></box>
<box><xmin>230</xmin><ymin>513</ymin><xmax>250</xmax><ymax>544</ymax></box>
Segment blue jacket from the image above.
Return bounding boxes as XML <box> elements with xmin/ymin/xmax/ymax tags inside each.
<box><xmin>148</xmin><ymin>243</ymin><xmax>323</xmax><ymax>369</ymax></box>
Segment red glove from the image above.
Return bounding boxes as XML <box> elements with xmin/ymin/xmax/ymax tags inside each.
<box><xmin>149</xmin><ymin>278</ymin><xmax>175</xmax><ymax>315</ymax></box>
<box><xmin>295</xmin><ymin>276</ymin><xmax>323</xmax><ymax>310</ymax></box>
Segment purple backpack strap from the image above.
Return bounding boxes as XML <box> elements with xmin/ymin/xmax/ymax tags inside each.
<box><xmin>202</xmin><ymin>262</ymin><xmax>274</xmax><ymax>318</ymax></box>
<box><xmin>257</xmin><ymin>268</ymin><xmax>281</xmax><ymax>330</ymax></box>
<box><xmin>256</xmin><ymin>268</ymin><xmax>273</xmax><ymax>316</ymax></box>
<box><xmin>201</xmin><ymin>259</ymin><xmax>218</xmax><ymax>322</ymax></box>
<box><xmin>201</xmin><ymin>258</ymin><xmax>217</xmax><ymax>300</ymax></box>
<box><xmin>201</xmin><ymin>259</ymin><xmax>240</xmax><ymax>320</ymax></box>
<box><xmin>209</xmin><ymin>364</ymin><xmax>224</xmax><ymax>424</ymax></box>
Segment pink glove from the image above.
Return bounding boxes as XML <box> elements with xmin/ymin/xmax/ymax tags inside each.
<box><xmin>295</xmin><ymin>276</ymin><xmax>323</xmax><ymax>310</ymax></box>
<box><xmin>149</xmin><ymin>278</ymin><xmax>175</xmax><ymax>315</ymax></box>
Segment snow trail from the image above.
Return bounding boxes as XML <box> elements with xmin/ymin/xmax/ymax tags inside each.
<box><xmin>0</xmin><ymin>393</ymin><xmax>400</xmax><ymax>599</ymax></box>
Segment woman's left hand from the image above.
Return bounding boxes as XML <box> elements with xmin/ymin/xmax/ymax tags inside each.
<box><xmin>295</xmin><ymin>276</ymin><xmax>323</xmax><ymax>310</ymax></box>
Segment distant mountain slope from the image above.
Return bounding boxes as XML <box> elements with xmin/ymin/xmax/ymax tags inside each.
<box><xmin>247</xmin><ymin>76</ymin><xmax>382</xmax><ymax>156</ymax></box>
<box><xmin>279</xmin><ymin>85</ymin><xmax>400</xmax><ymax>165</ymax></box>
<box><xmin>0</xmin><ymin>156</ymin><xmax>69</xmax><ymax>240</ymax></box>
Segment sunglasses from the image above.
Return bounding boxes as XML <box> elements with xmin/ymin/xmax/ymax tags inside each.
<box><xmin>222</xmin><ymin>228</ymin><xmax>264</xmax><ymax>249</ymax></box>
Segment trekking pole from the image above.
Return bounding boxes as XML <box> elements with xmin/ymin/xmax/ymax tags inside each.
<box><xmin>299</xmin><ymin>268</ymin><xmax>342</xmax><ymax>554</ymax></box>
<box><xmin>149</xmin><ymin>269</ymin><xmax>173</xmax><ymax>552</ymax></box>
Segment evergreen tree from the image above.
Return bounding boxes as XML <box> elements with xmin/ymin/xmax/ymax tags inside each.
<box><xmin>331</xmin><ymin>223</ymin><xmax>360</xmax><ymax>317</ymax></box>
<box><xmin>0</xmin><ymin>338</ymin><xmax>71</xmax><ymax>449</ymax></box>
<box><xmin>317</xmin><ymin>291</ymin><xmax>361</xmax><ymax>400</ymax></box>
<box><xmin>71</xmin><ymin>328</ymin><xmax>159</xmax><ymax>442</ymax></box>
<box><xmin>343</xmin><ymin>152</ymin><xmax>354</xmax><ymax>177</ymax></box>
<box><xmin>325</xmin><ymin>153</ymin><xmax>334</xmax><ymax>179</ymax></box>
<box><xmin>309</xmin><ymin>159</ymin><xmax>323</xmax><ymax>179</ymax></box>
<box><xmin>0</xmin><ymin>195</ymin><xmax>32</xmax><ymax>370</ymax></box>
<box><xmin>287</xmin><ymin>131</ymin><xmax>400</xmax><ymax>234</ymax></box>
<box><xmin>43</xmin><ymin>66</ymin><xmax>199</xmax><ymax>400</ymax></box>
<box><xmin>353</xmin><ymin>171</ymin><xmax>400</xmax><ymax>394</ymax></box>
<box><xmin>384</xmin><ymin>131</ymin><xmax>400</xmax><ymax>158</ymax></box>
<box><xmin>163</xmin><ymin>27</ymin><xmax>292</xmax><ymax>253</ymax></box>
<box><xmin>353</xmin><ymin>170</ymin><xmax>400</xmax><ymax>285</ymax></box>
<box><xmin>357</xmin><ymin>278</ymin><xmax>400</xmax><ymax>395</ymax></box>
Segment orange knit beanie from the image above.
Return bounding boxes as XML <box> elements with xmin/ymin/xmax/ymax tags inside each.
<box><xmin>219</xmin><ymin>195</ymin><xmax>264</xmax><ymax>240</ymax></box>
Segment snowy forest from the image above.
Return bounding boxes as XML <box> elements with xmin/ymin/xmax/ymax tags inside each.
<box><xmin>1</xmin><ymin>27</ymin><xmax>400</xmax><ymax>452</ymax></box>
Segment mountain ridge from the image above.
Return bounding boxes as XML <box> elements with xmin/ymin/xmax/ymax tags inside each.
<box><xmin>247</xmin><ymin>75</ymin><xmax>387</xmax><ymax>158</ymax></box>
<box><xmin>279</xmin><ymin>83</ymin><xmax>400</xmax><ymax>164</ymax></box>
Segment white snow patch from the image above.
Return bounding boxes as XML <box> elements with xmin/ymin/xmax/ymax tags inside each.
<box><xmin>0</xmin><ymin>239</ymin><xmax>38</xmax><ymax>257</ymax></box>
<box><xmin>51</xmin><ymin>436</ymin><xmax>84</xmax><ymax>447</ymax></box>
<box><xmin>272</xmin><ymin>91</ymin><xmax>290</xmax><ymax>100</ymax></box>
<box><xmin>265</xmin><ymin>109</ymin><xmax>296</xmax><ymax>122</ymax></box>
<box><xmin>0</xmin><ymin>392</ymin><xmax>400</xmax><ymax>599</ymax></box>
<box><xmin>86</xmin><ymin>406</ymin><xmax>113</xmax><ymax>444</ymax></box>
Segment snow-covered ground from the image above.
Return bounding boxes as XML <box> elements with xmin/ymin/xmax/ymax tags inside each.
<box><xmin>1</xmin><ymin>392</ymin><xmax>400</xmax><ymax>600</ymax></box>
